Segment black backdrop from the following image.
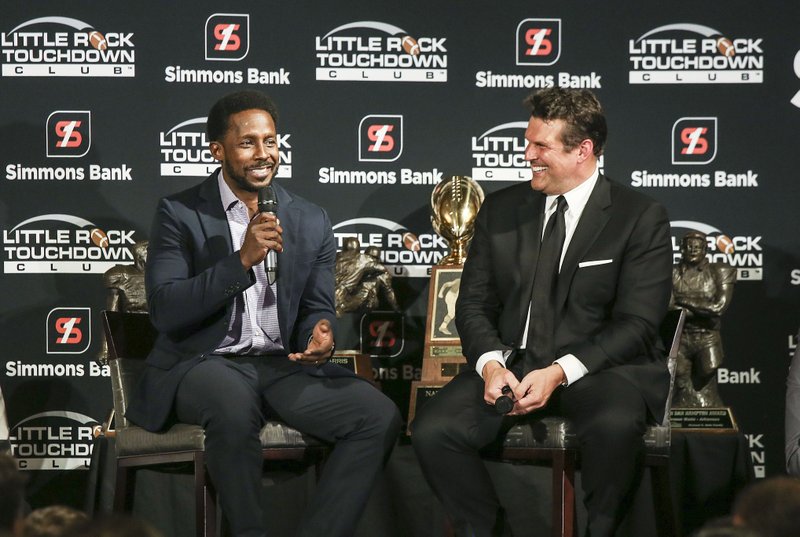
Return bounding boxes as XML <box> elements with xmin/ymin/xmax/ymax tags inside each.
<box><xmin>2</xmin><ymin>0</ymin><xmax>799</xmax><ymax>507</ymax></box>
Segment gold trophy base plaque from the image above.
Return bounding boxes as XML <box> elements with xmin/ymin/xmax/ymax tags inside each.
<box><xmin>421</xmin><ymin>355</ymin><xmax>468</xmax><ymax>383</ymax></box>
<box><xmin>669</xmin><ymin>407</ymin><xmax>738</xmax><ymax>431</ymax></box>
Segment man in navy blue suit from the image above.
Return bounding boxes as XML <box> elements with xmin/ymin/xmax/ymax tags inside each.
<box><xmin>126</xmin><ymin>90</ymin><xmax>400</xmax><ymax>537</ymax></box>
<box><xmin>413</xmin><ymin>88</ymin><xmax>673</xmax><ymax>537</ymax></box>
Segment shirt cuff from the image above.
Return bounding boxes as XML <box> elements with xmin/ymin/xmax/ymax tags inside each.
<box><xmin>476</xmin><ymin>349</ymin><xmax>513</xmax><ymax>379</ymax></box>
<box><xmin>554</xmin><ymin>354</ymin><xmax>588</xmax><ymax>386</ymax></box>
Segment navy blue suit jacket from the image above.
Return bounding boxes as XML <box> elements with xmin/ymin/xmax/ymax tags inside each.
<box><xmin>126</xmin><ymin>172</ymin><xmax>340</xmax><ymax>431</ymax></box>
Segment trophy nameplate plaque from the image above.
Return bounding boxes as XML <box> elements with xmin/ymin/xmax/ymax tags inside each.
<box><xmin>407</xmin><ymin>382</ymin><xmax>446</xmax><ymax>433</ymax></box>
<box><xmin>669</xmin><ymin>407</ymin><xmax>738</xmax><ymax>431</ymax></box>
<box><xmin>331</xmin><ymin>350</ymin><xmax>376</xmax><ymax>385</ymax></box>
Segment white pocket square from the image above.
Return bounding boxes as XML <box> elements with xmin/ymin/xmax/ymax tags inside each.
<box><xmin>578</xmin><ymin>259</ymin><xmax>613</xmax><ymax>268</ymax></box>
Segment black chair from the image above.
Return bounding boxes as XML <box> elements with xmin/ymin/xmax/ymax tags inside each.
<box><xmin>102</xmin><ymin>310</ymin><xmax>330</xmax><ymax>537</ymax></box>
<box><xmin>496</xmin><ymin>309</ymin><xmax>687</xmax><ymax>537</ymax></box>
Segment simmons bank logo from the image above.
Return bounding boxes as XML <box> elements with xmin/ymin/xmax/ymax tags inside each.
<box><xmin>477</xmin><ymin>19</ymin><xmax>601</xmax><ymax>89</ymax></box>
<box><xmin>629</xmin><ymin>23</ymin><xmax>763</xmax><ymax>84</ymax></box>
<box><xmin>516</xmin><ymin>18</ymin><xmax>561</xmax><ymax>66</ymax></box>
<box><xmin>9</xmin><ymin>411</ymin><xmax>100</xmax><ymax>470</ymax></box>
<box><xmin>1</xmin><ymin>16</ymin><xmax>135</xmax><ymax>77</ymax></box>
<box><xmin>46</xmin><ymin>111</ymin><xmax>91</xmax><ymax>158</ymax></box>
<box><xmin>670</xmin><ymin>220</ymin><xmax>763</xmax><ymax>281</ymax></box>
<box><xmin>165</xmin><ymin>13</ymin><xmax>288</xmax><ymax>85</ymax></box>
<box><xmin>315</xmin><ymin>21</ymin><xmax>447</xmax><ymax>82</ymax></box>
<box><xmin>46</xmin><ymin>307</ymin><xmax>91</xmax><ymax>354</ymax></box>
<box><xmin>332</xmin><ymin>218</ymin><xmax>448</xmax><ymax>278</ymax></box>
<box><xmin>6</xmin><ymin>110</ymin><xmax>133</xmax><ymax>182</ymax></box>
<box><xmin>3</xmin><ymin>214</ymin><xmax>136</xmax><ymax>274</ymax></box>
<box><xmin>160</xmin><ymin>117</ymin><xmax>292</xmax><ymax>178</ymax></box>
<box><xmin>359</xmin><ymin>115</ymin><xmax>402</xmax><ymax>162</ymax></box>
<box><xmin>319</xmin><ymin>115</ymin><xmax>441</xmax><ymax>186</ymax></box>
<box><xmin>672</xmin><ymin>117</ymin><xmax>717</xmax><ymax>165</ymax></box>
<box><xmin>205</xmin><ymin>13</ymin><xmax>249</xmax><ymax>61</ymax></box>
<box><xmin>631</xmin><ymin>117</ymin><xmax>757</xmax><ymax>188</ymax></box>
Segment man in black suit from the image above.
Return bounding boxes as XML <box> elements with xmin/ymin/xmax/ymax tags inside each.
<box><xmin>412</xmin><ymin>88</ymin><xmax>673</xmax><ymax>537</ymax></box>
<box><xmin>126</xmin><ymin>90</ymin><xmax>400</xmax><ymax>537</ymax></box>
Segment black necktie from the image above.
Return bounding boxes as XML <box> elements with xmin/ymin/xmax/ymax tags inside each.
<box><xmin>524</xmin><ymin>195</ymin><xmax>567</xmax><ymax>374</ymax></box>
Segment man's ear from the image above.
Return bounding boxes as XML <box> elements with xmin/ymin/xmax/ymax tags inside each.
<box><xmin>209</xmin><ymin>141</ymin><xmax>223</xmax><ymax>162</ymax></box>
<box><xmin>576</xmin><ymin>138</ymin><xmax>594</xmax><ymax>163</ymax></box>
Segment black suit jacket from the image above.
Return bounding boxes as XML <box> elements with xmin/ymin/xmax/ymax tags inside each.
<box><xmin>455</xmin><ymin>174</ymin><xmax>673</xmax><ymax>422</ymax></box>
<box><xmin>126</xmin><ymin>172</ymin><xmax>340</xmax><ymax>431</ymax></box>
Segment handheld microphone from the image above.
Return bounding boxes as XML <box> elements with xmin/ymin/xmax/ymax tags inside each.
<box><xmin>257</xmin><ymin>185</ymin><xmax>278</xmax><ymax>285</ymax></box>
<box><xmin>495</xmin><ymin>385</ymin><xmax>515</xmax><ymax>415</ymax></box>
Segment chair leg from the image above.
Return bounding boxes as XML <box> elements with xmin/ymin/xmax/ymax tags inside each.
<box><xmin>551</xmin><ymin>450</ymin><xmax>578</xmax><ymax>537</ymax></box>
<box><xmin>194</xmin><ymin>453</ymin><xmax>216</xmax><ymax>537</ymax></box>
<box><xmin>650</xmin><ymin>464</ymin><xmax>681</xmax><ymax>537</ymax></box>
<box><xmin>113</xmin><ymin>463</ymin><xmax>133</xmax><ymax>512</ymax></box>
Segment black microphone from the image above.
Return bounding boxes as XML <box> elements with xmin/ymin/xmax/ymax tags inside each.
<box><xmin>495</xmin><ymin>385</ymin><xmax>515</xmax><ymax>415</ymax></box>
<box><xmin>257</xmin><ymin>185</ymin><xmax>278</xmax><ymax>285</ymax></box>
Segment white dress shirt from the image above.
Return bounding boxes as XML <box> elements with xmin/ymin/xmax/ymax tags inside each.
<box><xmin>475</xmin><ymin>167</ymin><xmax>600</xmax><ymax>385</ymax></box>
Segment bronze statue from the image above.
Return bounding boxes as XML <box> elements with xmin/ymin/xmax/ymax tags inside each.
<box><xmin>335</xmin><ymin>238</ymin><xmax>399</xmax><ymax>317</ymax></box>
<box><xmin>670</xmin><ymin>231</ymin><xmax>736</xmax><ymax>407</ymax></box>
<box><xmin>96</xmin><ymin>240</ymin><xmax>149</xmax><ymax>364</ymax></box>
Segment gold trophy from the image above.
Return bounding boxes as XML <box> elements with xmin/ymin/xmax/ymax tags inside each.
<box><xmin>430</xmin><ymin>175</ymin><xmax>485</xmax><ymax>266</ymax></box>
<box><xmin>409</xmin><ymin>176</ymin><xmax>485</xmax><ymax>431</ymax></box>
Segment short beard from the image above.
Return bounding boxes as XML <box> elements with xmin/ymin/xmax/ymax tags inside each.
<box><xmin>223</xmin><ymin>160</ymin><xmax>263</xmax><ymax>193</ymax></box>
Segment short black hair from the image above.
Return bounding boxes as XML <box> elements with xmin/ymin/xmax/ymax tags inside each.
<box><xmin>523</xmin><ymin>88</ymin><xmax>607</xmax><ymax>156</ymax></box>
<box><xmin>207</xmin><ymin>90</ymin><xmax>279</xmax><ymax>142</ymax></box>
<box><xmin>0</xmin><ymin>453</ymin><xmax>27</xmax><ymax>531</ymax></box>
<box><xmin>734</xmin><ymin>476</ymin><xmax>800</xmax><ymax>537</ymax></box>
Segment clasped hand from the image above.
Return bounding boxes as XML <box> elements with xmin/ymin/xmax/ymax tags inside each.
<box><xmin>483</xmin><ymin>362</ymin><xmax>565</xmax><ymax>416</ymax></box>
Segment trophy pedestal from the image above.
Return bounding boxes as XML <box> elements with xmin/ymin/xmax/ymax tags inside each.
<box><xmin>669</xmin><ymin>407</ymin><xmax>738</xmax><ymax>431</ymax></box>
<box><xmin>407</xmin><ymin>265</ymin><xmax>467</xmax><ymax>431</ymax></box>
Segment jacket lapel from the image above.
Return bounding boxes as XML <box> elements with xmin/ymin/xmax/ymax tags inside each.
<box><xmin>555</xmin><ymin>174</ymin><xmax>612</xmax><ymax>312</ymax></box>
<box><xmin>196</xmin><ymin>171</ymin><xmax>234</xmax><ymax>262</ymax></box>
<box><xmin>273</xmin><ymin>183</ymin><xmax>299</xmax><ymax>343</ymax></box>
<box><xmin>516</xmin><ymin>190</ymin><xmax>546</xmax><ymax>334</ymax></box>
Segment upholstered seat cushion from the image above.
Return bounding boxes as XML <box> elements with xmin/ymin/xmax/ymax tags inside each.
<box><xmin>502</xmin><ymin>416</ymin><xmax>670</xmax><ymax>454</ymax></box>
<box><xmin>116</xmin><ymin>420</ymin><xmax>324</xmax><ymax>457</ymax></box>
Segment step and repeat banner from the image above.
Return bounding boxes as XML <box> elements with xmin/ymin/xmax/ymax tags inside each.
<box><xmin>1</xmin><ymin>0</ymin><xmax>798</xmax><ymax>498</ymax></box>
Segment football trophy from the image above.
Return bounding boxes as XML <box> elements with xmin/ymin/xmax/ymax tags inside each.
<box><xmin>430</xmin><ymin>175</ymin><xmax>485</xmax><ymax>266</ymax></box>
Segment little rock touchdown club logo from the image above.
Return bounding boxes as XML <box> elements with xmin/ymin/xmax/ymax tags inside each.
<box><xmin>332</xmin><ymin>217</ymin><xmax>448</xmax><ymax>278</ymax></box>
<box><xmin>1</xmin><ymin>16</ymin><xmax>135</xmax><ymax>77</ymax></box>
<box><xmin>671</xmin><ymin>220</ymin><xmax>763</xmax><ymax>281</ymax></box>
<box><xmin>315</xmin><ymin>21</ymin><xmax>447</xmax><ymax>82</ymax></box>
<box><xmin>3</xmin><ymin>214</ymin><xmax>136</xmax><ymax>273</ymax></box>
<box><xmin>159</xmin><ymin>116</ymin><xmax>292</xmax><ymax>178</ymax></box>
<box><xmin>629</xmin><ymin>23</ymin><xmax>763</xmax><ymax>84</ymax></box>
<box><xmin>9</xmin><ymin>411</ymin><xmax>100</xmax><ymax>470</ymax></box>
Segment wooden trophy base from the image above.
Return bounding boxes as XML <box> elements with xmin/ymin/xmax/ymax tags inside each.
<box><xmin>407</xmin><ymin>265</ymin><xmax>467</xmax><ymax>434</ymax></box>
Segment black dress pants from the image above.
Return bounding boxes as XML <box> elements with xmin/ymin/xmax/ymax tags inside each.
<box><xmin>412</xmin><ymin>369</ymin><xmax>649</xmax><ymax>537</ymax></box>
<box><xmin>174</xmin><ymin>354</ymin><xmax>401</xmax><ymax>537</ymax></box>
